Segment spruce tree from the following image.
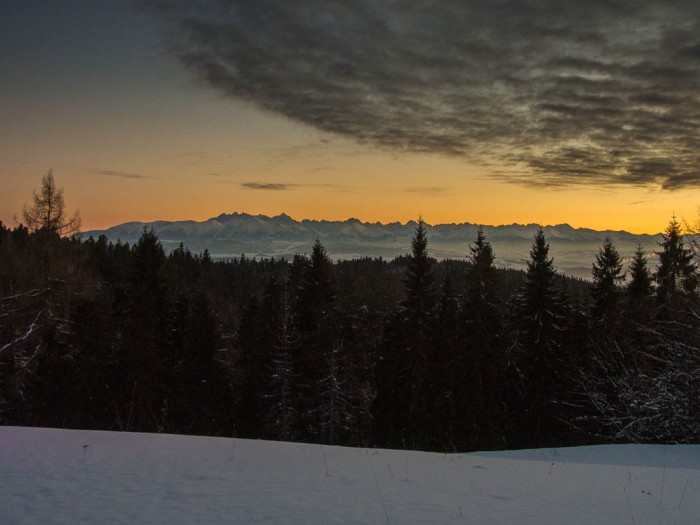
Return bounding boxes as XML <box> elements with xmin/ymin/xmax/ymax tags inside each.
<box><xmin>460</xmin><ymin>227</ymin><xmax>503</xmax><ymax>449</ymax></box>
<box><xmin>523</xmin><ymin>228</ymin><xmax>558</xmax><ymax>339</ymax></box>
<box><xmin>628</xmin><ymin>245</ymin><xmax>653</xmax><ymax>298</ymax></box>
<box><xmin>316</xmin><ymin>340</ymin><xmax>357</xmax><ymax>445</ymax></box>
<box><xmin>517</xmin><ymin>228</ymin><xmax>565</xmax><ymax>447</ymax></box>
<box><xmin>464</xmin><ymin>227</ymin><xmax>499</xmax><ymax>318</ymax></box>
<box><xmin>166</xmin><ymin>291</ymin><xmax>227</xmax><ymax>435</ymax></box>
<box><xmin>374</xmin><ymin>217</ymin><xmax>436</xmax><ymax>449</ymax></box>
<box><xmin>431</xmin><ymin>275</ymin><xmax>460</xmax><ymax>450</ymax></box>
<box><xmin>118</xmin><ymin>227</ymin><xmax>170</xmax><ymax>431</ymax></box>
<box><xmin>404</xmin><ymin>217</ymin><xmax>436</xmax><ymax>447</ymax></box>
<box><xmin>590</xmin><ymin>236</ymin><xmax>625</xmax><ymax>322</ymax></box>
<box><xmin>656</xmin><ymin>217</ymin><xmax>697</xmax><ymax>313</ymax></box>
<box><xmin>402</xmin><ymin>217</ymin><xmax>435</xmax><ymax>324</ymax></box>
<box><xmin>626</xmin><ymin>244</ymin><xmax>654</xmax><ymax>324</ymax></box>
<box><xmin>297</xmin><ymin>238</ymin><xmax>336</xmax><ymax>333</ymax></box>
<box><xmin>578</xmin><ymin>238</ymin><xmax>630</xmax><ymax>441</ymax></box>
<box><xmin>295</xmin><ymin>238</ymin><xmax>338</xmax><ymax>441</ymax></box>
<box><xmin>266</xmin><ymin>283</ymin><xmax>300</xmax><ymax>441</ymax></box>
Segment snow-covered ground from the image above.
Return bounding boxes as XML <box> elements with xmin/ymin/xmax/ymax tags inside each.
<box><xmin>1</xmin><ymin>427</ymin><xmax>698</xmax><ymax>524</ymax></box>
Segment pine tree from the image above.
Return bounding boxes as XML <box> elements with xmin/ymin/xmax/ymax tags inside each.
<box><xmin>266</xmin><ymin>284</ymin><xmax>300</xmax><ymax>441</ymax></box>
<box><xmin>431</xmin><ymin>275</ymin><xmax>460</xmax><ymax>450</ymax></box>
<box><xmin>297</xmin><ymin>239</ymin><xmax>335</xmax><ymax>333</ymax></box>
<box><xmin>373</xmin><ymin>217</ymin><xmax>436</xmax><ymax>449</ymax></box>
<box><xmin>316</xmin><ymin>340</ymin><xmax>358</xmax><ymax>445</ymax></box>
<box><xmin>628</xmin><ymin>245</ymin><xmax>653</xmax><ymax>299</ymax></box>
<box><xmin>459</xmin><ymin>227</ymin><xmax>504</xmax><ymax>450</ymax></box>
<box><xmin>464</xmin><ymin>227</ymin><xmax>499</xmax><ymax>319</ymax></box>
<box><xmin>165</xmin><ymin>290</ymin><xmax>228</xmax><ymax>435</ymax></box>
<box><xmin>577</xmin><ymin>238</ymin><xmax>630</xmax><ymax>442</ymax></box>
<box><xmin>233</xmin><ymin>294</ymin><xmax>264</xmax><ymax>437</ymax></box>
<box><xmin>295</xmin><ymin>239</ymin><xmax>338</xmax><ymax>441</ymax></box>
<box><xmin>656</xmin><ymin>217</ymin><xmax>697</xmax><ymax>314</ymax></box>
<box><xmin>517</xmin><ymin>228</ymin><xmax>566</xmax><ymax>447</ymax></box>
<box><xmin>117</xmin><ymin>227</ymin><xmax>169</xmax><ymax>432</ymax></box>
<box><xmin>402</xmin><ymin>217</ymin><xmax>436</xmax><ymax>448</ymax></box>
<box><xmin>590</xmin><ymin>236</ymin><xmax>625</xmax><ymax>322</ymax></box>
<box><xmin>626</xmin><ymin>244</ymin><xmax>654</xmax><ymax>324</ymax></box>
<box><xmin>402</xmin><ymin>217</ymin><xmax>435</xmax><ymax>324</ymax></box>
<box><xmin>523</xmin><ymin>228</ymin><xmax>558</xmax><ymax>341</ymax></box>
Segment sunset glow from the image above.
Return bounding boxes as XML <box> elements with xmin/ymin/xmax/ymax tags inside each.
<box><xmin>3</xmin><ymin>1</ymin><xmax>700</xmax><ymax>234</ymax></box>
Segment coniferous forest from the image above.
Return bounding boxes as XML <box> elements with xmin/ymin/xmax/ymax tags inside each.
<box><xmin>2</xmin><ymin>195</ymin><xmax>700</xmax><ymax>451</ymax></box>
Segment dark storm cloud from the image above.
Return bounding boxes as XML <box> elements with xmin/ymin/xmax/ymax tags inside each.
<box><xmin>144</xmin><ymin>0</ymin><xmax>700</xmax><ymax>189</ymax></box>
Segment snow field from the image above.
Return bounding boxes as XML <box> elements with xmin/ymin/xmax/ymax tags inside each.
<box><xmin>1</xmin><ymin>427</ymin><xmax>699</xmax><ymax>524</ymax></box>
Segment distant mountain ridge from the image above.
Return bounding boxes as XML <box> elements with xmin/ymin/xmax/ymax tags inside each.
<box><xmin>84</xmin><ymin>212</ymin><xmax>662</xmax><ymax>279</ymax></box>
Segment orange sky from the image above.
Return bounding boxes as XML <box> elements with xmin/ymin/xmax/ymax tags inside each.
<box><xmin>4</xmin><ymin>149</ymin><xmax>696</xmax><ymax>235</ymax></box>
<box><xmin>3</xmin><ymin>2</ymin><xmax>699</xmax><ymax>236</ymax></box>
<box><xmin>2</xmin><ymin>89</ymin><xmax>696</xmax><ymax>235</ymax></box>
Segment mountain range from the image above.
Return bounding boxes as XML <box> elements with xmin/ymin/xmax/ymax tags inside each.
<box><xmin>84</xmin><ymin>212</ymin><xmax>663</xmax><ymax>279</ymax></box>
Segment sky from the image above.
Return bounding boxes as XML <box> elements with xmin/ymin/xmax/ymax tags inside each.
<box><xmin>2</xmin><ymin>0</ymin><xmax>700</xmax><ymax>233</ymax></box>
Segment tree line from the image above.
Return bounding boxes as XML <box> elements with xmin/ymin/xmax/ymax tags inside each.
<box><xmin>1</xmin><ymin>174</ymin><xmax>699</xmax><ymax>451</ymax></box>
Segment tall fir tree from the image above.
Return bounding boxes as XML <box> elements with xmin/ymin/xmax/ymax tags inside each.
<box><xmin>266</xmin><ymin>282</ymin><xmax>301</xmax><ymax>441</ymax></box>
<box><xmin>459</xmin><ymin>227</ymin><xmax>504</xmax><ymax>450</ymax></box>
<box><xmin>578</xmin><ymin>238</ymin><xmax>629</xmax><ymax>441</ymax></box>
<box><xmin>464</xmin><ymin>227</ymin><xmax>499</xmax><ymax>317</ymax></box>
<box><xmin>626</xmin><ymin>244</ymin><xmax>654</xmax><ymax>325</ymax></box>
<box><xmin>373</xmin><ymin>217</ymin><xmax>436</xmax><ymax>449</ymax></box>
<box><xmin>315</xmin><ymin>339</ymin><xmax>359</xmax><ymax>445</ymax></box>
<box><xmin>295</xmin><ymin>238</ymin><xmax>338</xmax><ymax>441</ymax></box>
<box><xmin>165</xmin><ymin>290</ymin><xmax>229</xmax><ymax>435</ymax></box>
<box><xmin>402</xmin><ymin>217</ymin><xmax>436</xmax><ymax>324</ymax></box>
<box><xmin>656</xmin><ymin>217</ymin><xmax>697</xmax><ymax>315</ymax></box>
<box><xmin>517</xmin><ymin>228</ymin><xmax>566</xmax><ymax>447</ymax></box>
<box><xmin>430</xmin><ymin>275</ymin><xmax>460</xmax><ymax>450</ymax></box>
<box><xmin>117</xmin><ymin>227</ymin><xmax>170</xmax><ymax>432</ymax></box>
<box><xmin>628</xmin><ymin>245</ymin><xmax>653</xmax><ymax>299</ymax></box>
<box><xmin>297</xmin><ymin>239</ymin><xmax>336</xmax><ymax>333</ymax></box>
<box><xmin>403</xmin><ymin>217</ymin><xmax>437</xmax><ymax>448</ymax></box>
<box><xmin>590</xmin><ymin>236</ymin><xmax>625</xmax><ymax>323</ymax></box>
<box><xmin>233</xmin><ymin>293</ymin><xmax>266</xmax><ymax>437</ymax></box>
<box><xmin>522</xmin><ymin>229</ymin><xmax>558</xmax><ymax>343</ymax></box>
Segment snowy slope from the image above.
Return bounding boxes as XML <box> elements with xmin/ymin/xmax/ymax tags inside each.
<box><xmin>1</xmin><ymin>427</ymin><xmax>698</xmax><ymax>524</ymax></box>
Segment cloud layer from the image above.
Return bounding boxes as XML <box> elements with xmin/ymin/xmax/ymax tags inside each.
<box><xmin>94</xmin><ymin>169</ymin><xmax>151</xmax><ymax>179</ymax></box>
<box><xmin>241</xmin><ymin>182</ymin><xmax>292</xmax><ymax>191</ymax></box>
<box><xmin>145</xmin><ymin>0</ymin><xmax>700</xmax><ymax>189</ymax></box>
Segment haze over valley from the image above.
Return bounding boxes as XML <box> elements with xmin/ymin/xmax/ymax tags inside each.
<box><xmin>85</xmin><ymin>212</ymin><xmax>663</xmax><ymax>279</ymax></box>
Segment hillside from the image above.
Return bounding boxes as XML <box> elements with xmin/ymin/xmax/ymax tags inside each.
<box><xmin>1</xmin><ymin>427</ymin><xmax>698</xmax><ymax>524</ymax></box>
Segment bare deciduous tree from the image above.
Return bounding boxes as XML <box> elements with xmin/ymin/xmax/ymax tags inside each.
<box><xmin>23</xmin><ymin>169</ymin><xmax>81</xmax><ymax>236</ymax></box>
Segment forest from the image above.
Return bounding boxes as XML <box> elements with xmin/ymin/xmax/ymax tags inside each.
<box><xmin>1</xmin><ymin>177</ymin><xmax>699</xmax><ymax>451</ymax></box>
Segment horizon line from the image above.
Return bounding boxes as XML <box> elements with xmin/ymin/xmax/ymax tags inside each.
<box><xmin>80</xmin><ymin>211</ymin><xmax>664</xmax><ymax>237</ymax></box>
